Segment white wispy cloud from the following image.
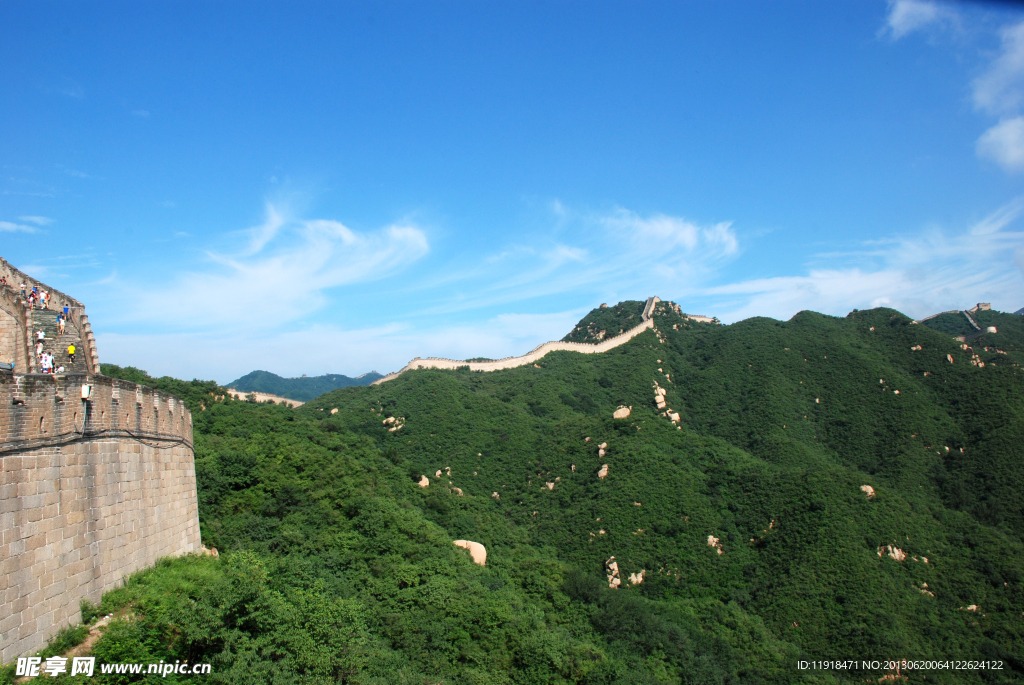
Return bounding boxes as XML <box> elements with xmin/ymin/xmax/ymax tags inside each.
<box><xmin>18</xmin><ymin>215</ymin><xmax>53</xmax><ymax>226</ymax></box>
<box><xmin>881</xmin><ymin>3</ymin><xmax>1024</xmax><ymax>177</ymax></box>
<box><xmin>600</xmin><ymin>207</ymin><xmax>738</xmax><ymax>257</ymax></box>
<box><xmin>112</xmin><ymin>203</ymin><xmax>429</xmax><ymax>331</ymax></box>
<box><xmin>971</xmin><ymin>21</ymin><xmax>1024</xmax><ymax>173</ymax></box>
<box><xmin>409</xmin><ymin>205</ymin><xmax>741</xmax><ymax>318</ymax></box>
<box><xmin>973</xmin><ymin>21</ymin><xmax>1024</xmax><ymax>116</ymax></box>
<box><xmin>971</xmin><ymin>195</ymin><xmax>1024</xmax><ymax>234</ymax></box>
<box><xmin>0</xmin><ymin>221</ymin><xmax>39</xmax><ymax>233</ymax></box>
<box><xmin>702</xmin><ymin>197</ymin><xmax>1024</xmax><ymax>322</ymax></box>
<box><xmin>881</xmin><ymin>0</ymin><xmax>956</xmax><ymax>40</ymax></box>
<box><xmin>131</xmin><ymin>109</ymin><xmax>150</xmax><ymax>117</ymax></box>
<box><xmin>977</xmin><ymin>117</ymin><xmax>1024</xmax><ymax>172</ymax></box>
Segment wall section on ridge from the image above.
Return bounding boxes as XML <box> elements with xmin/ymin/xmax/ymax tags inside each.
<box><xmin>0</xmin><ymin>373</ymin><xmax>202</xmax><ymax>663</ymax></box>
<box><xmin>372</xmin><ymin>297</ymin><xmax>662</xmax><ymax>386</ymax></box>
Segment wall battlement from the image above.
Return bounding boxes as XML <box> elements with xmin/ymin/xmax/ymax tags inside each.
<box><xmin>1</xmin><ymin>373</ymin><xmax>193</xmax><ymax>452</ymax></box>
<box><xmin>0</xmin><ymin>258</ymin><xmax>201</xmax><ymax>664</ymax></box>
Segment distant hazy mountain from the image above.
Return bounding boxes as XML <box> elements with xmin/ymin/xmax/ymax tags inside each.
<box><xmin>227</xmin><ymin>370</ymin><xmax>383</xmax><ymax>401</ymax></box>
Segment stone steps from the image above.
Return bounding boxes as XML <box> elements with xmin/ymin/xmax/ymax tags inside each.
<box><xmin>28</xmin><ymin>309</ymin><xmax>88</xmax><ymax>373</ymax></box>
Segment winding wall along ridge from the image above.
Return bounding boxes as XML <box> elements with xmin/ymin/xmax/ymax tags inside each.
<box><xmin>372</xmin><ymin>297</ymin><xmax>661</xmax><ymax>385</ymax></box>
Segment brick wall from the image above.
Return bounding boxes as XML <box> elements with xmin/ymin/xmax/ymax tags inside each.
<box><xmin>0</xmin><ymin>373</ymin><xmax>201</xmax><ymax>663</ymax></box>
<box><xmin>0</xmin><ymin>287</ymin><xmax>30</xmax><ymax>373</ymax></box>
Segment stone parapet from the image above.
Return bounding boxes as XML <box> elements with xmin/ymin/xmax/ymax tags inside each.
<box><xmin>0</xmin><ymin>373</ymin><xmax>200</xmax><ymax>663</ymax></box>
<box><xmin>0</xmin><ymin>258</ymin><xmax>84</xmax><ymax>311</ymax></box>
<box><xmin>0</xmin><ymin>374</ymin><xmax>192</xmax><ymax>451</ymax></box>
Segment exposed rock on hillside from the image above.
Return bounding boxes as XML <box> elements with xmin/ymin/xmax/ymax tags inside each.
<box><xmin>453</xmin><ymin>540</ymin><xmax>487</xmax><ymax>566</ymax></box>
<box><xmin>606</xmin><ymin>556</ymin><xmax>621</xmax><ymax>588</ymax></box>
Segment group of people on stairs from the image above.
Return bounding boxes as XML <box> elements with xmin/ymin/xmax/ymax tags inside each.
<box><xmin>0</xmin><ymin>270</ymin><xmax>80</xmax><ymax>374</ymax></box>
<box><xmin>33</xmin><ymin>326</ymin><xmax>75</xmax><ymax>375</ymax></box>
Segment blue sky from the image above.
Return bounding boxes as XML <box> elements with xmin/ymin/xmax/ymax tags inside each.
<box><xmin>3</xmin><ymin>0</ymin><xmax>1024</xmax><ymax>382</ymax></box>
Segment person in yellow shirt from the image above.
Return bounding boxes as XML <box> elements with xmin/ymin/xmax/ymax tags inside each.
<box><xmin>67</xmin><ymin>344</ymin><xmax>76</xmax><ymax>365</ymax></box>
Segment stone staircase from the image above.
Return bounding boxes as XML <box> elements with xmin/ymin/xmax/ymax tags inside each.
<box><xmin>28</xmin><ymin>308</ymin><xmax>89</xmax><ymax>373</ymax></box>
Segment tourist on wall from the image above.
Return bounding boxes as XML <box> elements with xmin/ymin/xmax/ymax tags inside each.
<box><xmin>58</xmin><ymin>315</ymin><xmax>65</xmax><ymax>335</ymax></box>
<box><xmin>67</xmin><ymin>344</ymin><xmax>76</xmax><ymax>365</ymax></box>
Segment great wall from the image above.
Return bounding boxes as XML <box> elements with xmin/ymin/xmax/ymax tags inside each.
<box><xmin>372</xmin><ymin>297</ymin><xmax>718</xmax><ymax>385</ymax></box>
<box><xmin>0</xmin><ymin>258</ymin><xmax>201</xmax><ymax>664</ymax></box>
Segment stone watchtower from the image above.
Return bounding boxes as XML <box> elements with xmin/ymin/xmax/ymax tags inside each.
<box><xmin>0</xmin><ymin>259</ymin><xmax>202</xmax><ymax>663</ymax></box>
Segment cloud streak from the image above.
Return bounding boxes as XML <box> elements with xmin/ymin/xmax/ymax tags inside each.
<box><xmin>974</xmin><ymin>21</ymin><xmax>1024</xmax><ymax>116</ymax></box>
<box><xmin>114</xmin><ymin>204</ymin><xmax>430</xmax><ymax>331</ymax></box>
<box><xmin>407</xmin><ymin>205</ymin><xmax>741</xmax><ymax>319</ymax></box>
<box><xmin>0</xmin><ymin>220</ymin><xmax>39</xmax><ymax>233</ymax></box>
<box><xmin>881</xmin><ymin>0</ymin><xmax>956</xmax><ymax>40</ymax></box>
<box><xmin>977</xmin><ymin>117</ymin><xmax>1024</xmax><ymax>172</ymax></box>
<box><xmin>702</xmin><ymin>197</ymin><xmax>1024</xmax><ymax>322</ymax></box>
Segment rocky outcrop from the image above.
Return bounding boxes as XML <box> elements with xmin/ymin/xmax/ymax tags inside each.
<box><xmin>225</xmin><ymin>389</ymin><xmax>304</xmax><ymax>407</ymax></box>
<box><xmin>606</xmin><ymin>557</ymin><xmax>621</xmax><ymax>588</ymax></box>
<box><xmin>878</xmin><ymin>544</ymin><xmax>906</xmax><ymax>561</ymax></box>
<box><xmin>453</xmin><ymin>540</ymin><xmax>487</xmax><ymax>566</ymax></box>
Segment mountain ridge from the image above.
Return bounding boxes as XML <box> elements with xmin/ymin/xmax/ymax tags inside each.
<box><xmin>227</xmin><ymin>369</ymin><xmax>383</xmax><ymax>401</ymax></box>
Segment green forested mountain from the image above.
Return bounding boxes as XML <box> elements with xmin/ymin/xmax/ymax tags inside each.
<box><xmin>227</xmin><ymin>369</ymin><xmax>384</xmax><ymax>401</ymax></box>
<box><xmin>37</xmin><ymin>303</ymin><xmax>1024</xmax><ymax>685</ymax></box>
